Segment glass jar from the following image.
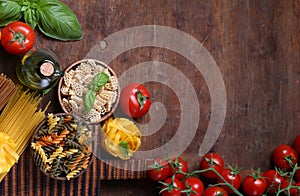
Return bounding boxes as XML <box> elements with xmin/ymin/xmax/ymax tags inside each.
<box><xmin>16</xmin><ymin>48</ymin><xmax>63</xmax><ymax>94</ymax></box>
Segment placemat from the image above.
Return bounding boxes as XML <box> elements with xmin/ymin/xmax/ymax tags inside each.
<box><xmin>0</xmin><ymin>123</ymin><xmax>148</xmax><ymax>196</ymax></box>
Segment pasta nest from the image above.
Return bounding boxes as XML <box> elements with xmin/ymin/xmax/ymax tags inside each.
<box><xmin>102</xmin><ymin>118</ymin><xmax>141</xmax><ymax>160</ymax></box>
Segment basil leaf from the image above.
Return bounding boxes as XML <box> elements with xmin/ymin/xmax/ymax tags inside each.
<box><xmin>36</xmin><ymin>0</ymin><xmax>82</xmax><ymax>41</ymax></box>
<box><xmin>88</xmin><ymin>84</ymin><xmax>99</xmax><ymax>92</ymax></box>
<box><xmin>93</xmin><ymin>72</ymin><xmax>109</xmax><ymax>87</ymax></box>
<box><xmin>0</xmin><ymin>1</ymin><xmax>22</xmax><ymax>26</ymax></box>
<box><xmin>23</xmin><ymin>6</ymin><xmax>38</xmax><ymax>29</ymax></box>
<box><xmin>84</xmin><ymin>90</ymin><xmax>96</xmax><ymax>114</ymax></box>
<box><xmin>119</xmin><ymin>141</ymin><xmax>129</xmax><ymax>158</ymax></box>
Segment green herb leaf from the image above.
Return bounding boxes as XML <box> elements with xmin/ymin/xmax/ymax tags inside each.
<box><xmin>0</xmin><ymin>1</ymin><xmax>22</xmax><ymax>26</ymax></box>
<box><xmin>23</xmin><ymin>5</ymin><xmax>38</xmax><ymax>29</ymax></box>
<box><xmin>17</xmin><ymin>0</ymin><xmax>38</xmax><ymax>28</ymax></box>
<box><xmin>88</xmin><ymin>84</ymin><xmax>99</xmax><ymax>92</ymax></box>
<box><xmin>93</xmin><ymin>72</ymin><xmax>109</xmax><ymax>87</ymax></box>
<box><xmin>119</xmin><ymin>141</ymin><xmax>129</xmax><ymax>158</ymax></box>
<box><xmin>84</xmin><ymin>72</ymin><xmax>109</xmax><ymax>113</ymax></box>
<box><xmin>84</xmin><ymin>90</ymin><xmax>96</xmax><ymax>114</ymax></box>
<box><xmin>36</xmin><ymin>0</ymin><xmax>82</xmax><ymax>41</ymax></box>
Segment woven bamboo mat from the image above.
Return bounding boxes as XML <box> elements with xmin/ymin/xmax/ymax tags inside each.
<box><xmin>0</xmin><ymin>124</ymin><xmax>148</xmax><ymax>196</ymax></box>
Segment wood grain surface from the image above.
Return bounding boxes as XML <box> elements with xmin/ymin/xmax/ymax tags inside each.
<box><xmin>0</xmin><ymin>0</ymin><xmax>300</xmax><ymax>195</ymax></box>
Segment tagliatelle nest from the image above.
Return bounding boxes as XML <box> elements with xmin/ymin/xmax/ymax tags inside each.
<box><xmin>58</xmin><ymin>59</ymin><xmax>120</xmax><ymax>123</ymax></box>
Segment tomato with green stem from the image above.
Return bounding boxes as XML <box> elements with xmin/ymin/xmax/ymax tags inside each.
<box><xmin>147</xmin><ymin>158</ymin><xmax>171</xmax><ymax>181</ymax></box>
<box><xmin>182</xmin><ymin>176</ymin><xmax>204</xmax><ymax>196</ymax></box>
<box><xmin>199</xmin><ymin>152</ymin><xmax>224</xmax><ymax>179</ymax></box>
<box><xmin>1</xmin><ymin>21</ymin><xmax>35</xmax><ymax>55</ymax></box>
<box><xmin>120</xmin><ymin>83</ymin><xmax>151</xmax><ymax>118</ymax></box>
<box><xmin>160</xmin><ymin>177</ymin><xmax>183</xmax><ymax>196</ymax></box>
<box><xmin>216</xmin><ymin>166</ymin><xmax>242</xmax><ymax>195</ymax></box>
<box><xmin>242</xmin><ymin>170</ymin><xmax>267</xmax><ymax>196</ymax></box>
<box><xmin>169</xmin><ymin>156</ymin><xmax>188</xmax><ymax>180</ymax></box>
<box><xmin>280</xmin><ymin>179</ymin><xmax>298</xmax><ymax>196</ymax></box>
<box><xmin>203</xmin><ymin>186</ymin><xmax>228</xmax><ymax>196</ymax></box>
<box><xmin>272</xmin><ymin>144</ymin><xmax>298</xmax><ymax>171</ymax></box>
<box><xmin>263</xmin><ymin>169</ymin><xmax>285</xmax><ymax>194</ymax></box>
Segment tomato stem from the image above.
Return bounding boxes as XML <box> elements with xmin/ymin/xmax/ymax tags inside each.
<box><xmin>275</xmin><ymin>163</ymin><xmax>300</xmax><ymax>196</ymax></box>
<box><xmin>9</xmin><ymin>28</ymin><xmax>26</xmax><ymax>48</ymax></box>
<box><xmin>188</xmin><ymin>167</ymin><xmax>243</xmax><ymax>196</ymax></box>
<box><xmin>136</xmin><ymin>91</ymin><xmax>149</xmax><ymax>110</ymax></box>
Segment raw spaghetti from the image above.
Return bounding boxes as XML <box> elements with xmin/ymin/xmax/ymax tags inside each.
<box><xmin>0</xmin><ymin>73</ymin><xmax>17</xmax><ymax>110</ymax></box>
<box><xmin>0</xmin><ymin>88</ymin><xmax>48</xmax><ymax>182</ymax></box>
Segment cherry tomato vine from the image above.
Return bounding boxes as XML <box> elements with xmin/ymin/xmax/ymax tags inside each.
<box><xmin>147</xmin><ymin>135</ymin><xmax>300</xmax><ymax>195</ymax></box>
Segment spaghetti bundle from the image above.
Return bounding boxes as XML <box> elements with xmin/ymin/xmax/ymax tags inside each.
<box><xmin>0</xmin><ymin>88</ymin><xmax>48</xmax><ymax>182</ymax></box>
<box><xmin>0</xmin><ymin>73</ymin><xmax>17</xmax><ymax>110</ymax></box>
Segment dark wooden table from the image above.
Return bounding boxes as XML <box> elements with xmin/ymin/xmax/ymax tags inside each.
<box><xmin>1</xmin><ymin>0</ymin><xmax>300</xmax><ymax>195</ymax></box>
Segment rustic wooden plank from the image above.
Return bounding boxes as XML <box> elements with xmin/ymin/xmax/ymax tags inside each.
<box><xmin>0</xmin><ymin>0</ymin><xmax>300</xmax><ymax>195</ymax></box>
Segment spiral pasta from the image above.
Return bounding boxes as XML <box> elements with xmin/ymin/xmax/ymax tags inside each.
<box><xmin>31</xmin><ymin>114</ymin><xmax>93</xmax><ymax>180</ymax></box>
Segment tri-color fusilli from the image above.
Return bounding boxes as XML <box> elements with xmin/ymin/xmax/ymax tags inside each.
<box><xmin>31</xmin><ymin>114</ymin><xmax>93</xmax><ymax>180</ymax></box>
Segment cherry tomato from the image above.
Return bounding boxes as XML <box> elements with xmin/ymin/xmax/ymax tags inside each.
<box><xmin>242</xmin><ymin>175</ymin><xmax>267</xmax><ymax>196</ymax></box>
<box><xmin>280</xmin><ymin>179</ymin><xmax>298</xmax><ymax>196</ymax></box>
<box><xmin>217</xmin><ymin>167</ymin><xmax>242</xmax><ymax>194</ymax></box>
<box><xmin>147</xmin><ymin>158</ymin><xmax>170</xmax><ymax>181</ymax></box>
<box><xmin>263</xmin><ymin>169</ymin><xmax>284</xmax><ymax>194</ymax></box>
<box><xmin>182</xmin><ymin>176</ymin><xmax>204</xmax><ymax>196</ymax></box>
<box><xmin>272</xmin><ymin>144</ymin><xmax>298</xmax><ymax>170</ymax></box>
<box><xmin>1</xmin><ymin>21</ymin><xmax>35</xmax><ymax>55</ymax></box>
<box><xmin>199</xmin><ymin>153</ymin><xmax>224</xmax><ymax>179</ymax></box>
<box><xmin>203</xmin><ymin>186</ymin><xmax>228</xmax><ymax>196</ymax></box>
<box><xmin>161</xmin><ymin>177</ymin><xmax>183</xmax><ymax>196</ymax></box>
<box><xmin>295</xmin><ymin>168</ymin><xmax>300</xmax><ymax>182</ymax></box>
<box><xmin>120</xmin><ymin>83</ymin><xmax>151</xmax><ymax>118</ymax></box>
<box><xmin>293</xmin><ymin>134</ymin><xmax>300</xmax><ymax>154</ymax></box>
<box><xmin>295</xmin><ymin>182</ymin><xmax>300</xmax><ymax>195</ymax></box>
<box><xmin>169</xmin><ymin>157</ymin><xmax>188</xmax><ymax>180</ymax></box>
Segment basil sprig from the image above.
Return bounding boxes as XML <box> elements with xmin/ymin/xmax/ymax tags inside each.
<box><xmin>84</xmin><ymin>72</ymin><xmax>109</xmax><ymax>114</ymax></box>
<box><xmin>0</xmin><ymin>0</ymin><xmax>82</xmax><ymax>41</ymax></box>
<box><xmin>119</xmin><ymin>141</ymin><xmax>129</xmax><ymax>158</ymax></box>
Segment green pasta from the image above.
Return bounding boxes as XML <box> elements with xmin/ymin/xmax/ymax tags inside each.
<box><xmin>31</xmin><ymin>113</ymin><xmax>93</xmax><ymax>180</ymax></box>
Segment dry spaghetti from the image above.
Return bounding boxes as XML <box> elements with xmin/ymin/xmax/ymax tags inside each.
<box><xmin>0</xmin><ymin>88</ymin><xmax>48</xmax><ymax>182</ymax></box>
<box><xmin>0</xmin><ymin>73</ymin><xmax>17</xmax><ymax>110</ymax></box>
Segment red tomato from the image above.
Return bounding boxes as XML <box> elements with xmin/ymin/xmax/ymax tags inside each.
<box><xmin>272</xmin><ymin>144</ymin><xmax>298</xmax><ymax>170</ymax></box>
<box><xmin>293</xmin><ymin>134</ymin><xmax>300</xmax><ymax>154</ymax></box>
<box><xmin>217</xmin><ymin>167</ymin><xmax>242</xmax><ymax>194</ymax></box>
<box><xmin>161</xmin><ymin>177</ymin><xmax>183</xmax><ymax>196</ymax></box>
<box><xmin>147</xmin><ymin>158</ymin><xmax>170</xmax><ymax>181</ymax></box>
<box><xmin>169</xmin><ymin>157</ymin><xmax>188</xmax><ymax>180</ymax></box>
<box><xmin>295</xmin><ymin>168</ymin><xmax>300</xmax><ymax>182</ymax></box>
<box><xmin>1</xmin><ymin>21</ymin><xmax>35</xmax><ymax>55</ymax></box>
<box><xmin>182</xmin><ymin>177</ymin><xmax>204</xmax><ymax>196</ymax></box>
<box><xmin>263</xmin><ymin>169</ymin><xmax>284</xmax><ymax>194</ymax></box>
<box><xmin>199</xmin><ymin>153</ymin><xmax>224</xmax><ymax>179</ymax></box>
<box><xmin>280</xmin><ymin>179</ymin><xmax>297</xmax><ymax>196</ymax></box>
<box><xmin>296</xmin><ymin>182</ymin><xmax>300</xmax><ymax>195</ymax></box>
<box><xmin>242</xmin><ymin>175</ymin><xmax>267</xmax><ymax>196</ymax></box>
<box><xmin>203</xmin><ymin>186</ymin><xmax>228</xmax><ymax>196</ymax></box>
<box><xmin>120</xmin><ymin>83</ymin><xmax>151</xmax><ymax>118</ymax></box>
